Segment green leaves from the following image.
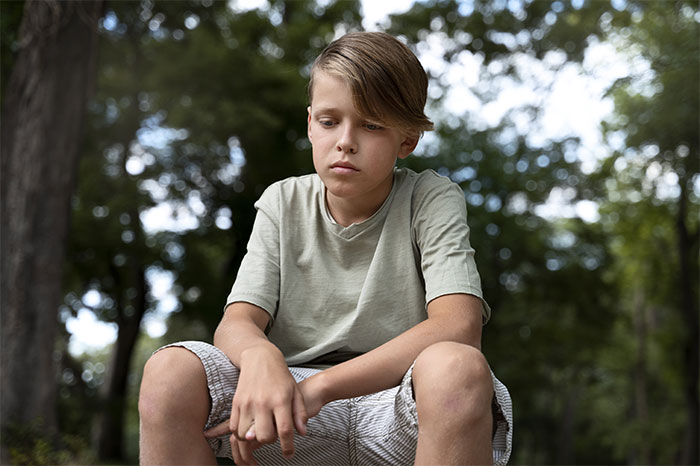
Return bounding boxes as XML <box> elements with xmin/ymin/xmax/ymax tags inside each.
<box><xmin>51</xmin><ymin>0</ymin><xmax>700</xmax><ymax>463</ymax></box>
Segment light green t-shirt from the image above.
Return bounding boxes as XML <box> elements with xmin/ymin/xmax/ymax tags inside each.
<box><xmin>227</xmin><ymin>168</ymin><xmax>489</xmax><ymax>366</ymax></box>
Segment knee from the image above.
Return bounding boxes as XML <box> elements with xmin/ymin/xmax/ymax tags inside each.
<box><xmin>138</xmin><ymin>347</ymin><xmax>209</xmax><ymax>425</ymax></box>
<box><xmin>412</xmin><ymin>342</ymin><xmax>493</xmax><ymax>422</ymax></box>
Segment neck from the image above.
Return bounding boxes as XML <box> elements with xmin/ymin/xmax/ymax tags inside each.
<box><xmin>325</xmin><ymin>181</ymin><xmax>393</xmax><ymax>227</ymax></box>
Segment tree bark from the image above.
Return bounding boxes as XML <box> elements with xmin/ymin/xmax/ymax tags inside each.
<box><xmin>677</xmin><ymin>184</ymin><xmax>699</xmax><ymax>465</ymax></box>
<box><xmin>555</xmin><ymin>386</ymin><xmax>577</xmax><ymax>465</ymax></box>
<box><xmin>92</xmin><ymin>224</ymin><xmax>148</xmax><ymax>461</ymax></box>
<box><xmin>633</xmin><ymin>288</ymin><xmax>651</xmax><ymax>465</ymax></box>
<box><xmin>0</xmin><ymin>0</ymin><xmax>103</xmax><ymax>447</ymax></box>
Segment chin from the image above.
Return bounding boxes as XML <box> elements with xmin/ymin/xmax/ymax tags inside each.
<box><xmin>325</xmin><ymin>181</ymin><xmax>362</xmax><ymax>198</ymax></box>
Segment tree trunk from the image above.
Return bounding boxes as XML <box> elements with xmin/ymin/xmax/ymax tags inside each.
<box><xmin>0</xmin><ymin>0</ymin><xmax>103</xmax><ymax>449</ymax></box>
<box><xmin>92</xmin><ymin>217</ymin><xmax>148</xmax><ymax>461</ymax></box>
<box><xmin>555</xmin><ymin>386</ymin><xmax>577</xmax><ymax>465</ymax></box>
<box><xmin>677</xmin><ymin>185</ymin><xmax>699</xmax><ymax>465</ymax></box>
<box><xmin>633</xmin><ymin>288</ymin><xmax>651</xmax><ymax>465</ymax></box>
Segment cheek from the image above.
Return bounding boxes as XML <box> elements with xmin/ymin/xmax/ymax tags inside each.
<box><xmin>311</xmin><ymin>144</ymin><xmax>323</xmax><ymax>169</ymax></box>
<box><xmin>311</xmin><ymin>132</ymin><xmax>333</xmax><ymax>152</ymax></box>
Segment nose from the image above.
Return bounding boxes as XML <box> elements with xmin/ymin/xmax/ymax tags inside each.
<box><xmin>336</xmin><ymin>124</ymin><xmax>357</xmax><ymax>154</ymax></box>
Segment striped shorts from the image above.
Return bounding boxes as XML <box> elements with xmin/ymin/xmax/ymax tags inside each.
<box><xmin>161</xmin><ymin>341</ymin><xmax>512</xmax><ymax>465</ymax></box>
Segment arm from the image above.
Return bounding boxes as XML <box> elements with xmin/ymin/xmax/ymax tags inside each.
<box><xmin>205</xmin><ymin>302</ymin><xmax>307</xmax><ymax>464</ymax></box>
<box><xmin>213</xmin><ymin>301</ymin><xmax>277</xmax><ymax>369</ymax></box>
<box><xmin>300</xmin><ymin>293</ymin><xmax>482</xmax><ymax>408</ymax></box>
<box><xmin>299</xmin><ymin>177</ymin><xmax>489</xmax><ymax>406</ymax></box>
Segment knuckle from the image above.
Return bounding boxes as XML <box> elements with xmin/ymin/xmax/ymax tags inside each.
<box><xmin>277</xmin><ymin>423</ymin><xmax>293</xmax><ymax>438</ymax></box>
<box><xmin>272</xmin><ymin>389</ymin><xmax>293</xmax><ymax>405</ymax></box>
<box><xmin>234</xmin><ymin>399</ymin><xmax>251</xmax><ymax>412</ymax></box>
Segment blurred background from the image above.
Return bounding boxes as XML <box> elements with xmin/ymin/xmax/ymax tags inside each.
<box><xmin>1</xmin><ymin>0</ymin><xmax>697</xmax><ymax>464</ymax></box>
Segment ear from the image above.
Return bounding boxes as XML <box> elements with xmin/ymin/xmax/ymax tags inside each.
<box><xmin>307</xmin><ymin>106</ymin><xmax>312</xmax><ymax>142</ymax></box>
<box><xmin>397</xmin><ymin>134</ymin><xmax>419</xmax><ymax>159</ymax></box>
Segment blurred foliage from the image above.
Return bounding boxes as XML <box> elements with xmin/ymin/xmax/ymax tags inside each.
<box><xmin>392</xmin><ymin>1</ymin><xmax>698</xmax><ymax>463</ymax></box>
<box><xmin>0</xmin><ymin>0</ymin><xmax>692</xmax><ymax>463</ymax></box>
<box><xmin>0</xmin><ymin>0</ymin><xmax>25</xmax><ymax>105</ymax></box>
<box><xmin>4</xmin><ymin>420</ymin><xmax>95</xmax><ymax>465</ymax></box>
<box><xmin>61</xmin><ymin>0</ymin><xmax>363</xmax><ymax>462</ymax></box>
<box><xmin>588</xmin><ymin>1</ymin><xmax>699</xmax><ymax>463</ymax></box>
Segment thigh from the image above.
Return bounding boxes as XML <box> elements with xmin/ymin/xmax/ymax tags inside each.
<box><xmin>158</xmin><ymin>342</ymin><xmax>353</xmax><ymax>465</ymax></box>
<box><xmin>156</xmin><ymin>341</ymin><xmax>239</xmax><ymax>457</ymax></box>
<box><xmin>352</xmin><ymin>366</ymin><xmax>418</xmax><ymax>465</ymax></box>
<box><xmin>353</xmin><ymin>363</ymin><xmax>514</xmax><ymax>466</ymax></box>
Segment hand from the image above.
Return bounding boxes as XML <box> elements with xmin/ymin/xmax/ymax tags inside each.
<box><xmin>203</xmin><ymin>423</ymin><xmax>261</xmax><ymax>466</ymax></box>
<box><xmin>229</xmin><ymin>372</ymin><xmax>328</xmax><ymax>464</ymax></box>
<box><xmin>297</xmin><ymin>372</ymin><xmax>329</xmax><ymax>419</ymax></box>
<box><xmin>204</xmin><ymin>345</ymin><xmax>308</xmax><ymax>463</ymax></box>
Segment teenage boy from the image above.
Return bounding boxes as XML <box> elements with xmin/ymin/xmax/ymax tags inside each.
<box><xmin>139</xmin><ymin>31</ymin><xmax>512</xmax><ymax>466</ymax></box>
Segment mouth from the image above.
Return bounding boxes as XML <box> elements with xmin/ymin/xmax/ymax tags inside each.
<box><xmin>330</xmin><ymin>162</ymin><xmax>359</xmax><ymax>173</ymax></box>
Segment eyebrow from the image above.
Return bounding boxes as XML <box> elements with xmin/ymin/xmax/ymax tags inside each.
<box><xmin>310</xmin><ymin>106</ymin><xmax>340</xmax><ymax>116</ymax></box>
<box><xmin>310</xmin><ymin>105</ymin><xmax>386</xmax><ymax>128</ymax></box>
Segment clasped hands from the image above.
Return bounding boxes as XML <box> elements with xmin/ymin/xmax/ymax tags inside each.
<box><xmin>204</xmin><ymin>364</ymin><xmax>325</xmax><ymax>466</ymax></box>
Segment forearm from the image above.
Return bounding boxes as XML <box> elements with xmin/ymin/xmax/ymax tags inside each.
<box><xmin>314</xmin><ymin>294</ymin><xmax>483</xmax><ymax>404</ymax></box>
<box><xmin>213</xmin><ymin>302</ymin><xmax>283</xmax><ymax>368</ymax></box>
<box><xmin>208</xmin><ymin>302</ymin><xmax>309</xmax><ymax>458</ymax></box>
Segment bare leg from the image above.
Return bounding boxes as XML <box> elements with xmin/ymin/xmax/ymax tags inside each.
<box><xmin>138</xmin><ymin>347</ymin><xmax>217</xmax><ymax>465</ymax></box>
<box><xmin>413</xmin><ymin>341</ymin><xmax>494</xmax><ymax>466</ymax></box>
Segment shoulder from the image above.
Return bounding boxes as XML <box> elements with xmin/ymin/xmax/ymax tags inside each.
<box><xmin>392</xmin><ymin>168</ymin><xmax>469</xmax><ymax>237</ymax></box>
<box><xmin>396</xmin><ymin>166</ymin><xmax>460</xmax><ymax>191</ymax></box>
<box><xmin>395</xmin><ymin>167</ymin><xmax>464</xmax><ymax>208</ymax></box>
<box><xmin>260</xmin><ymin>173</ymin><xmax>320</xmax><ymax>197</ymax></box>
<box><xmin>256</xmin><ymin>174</ymin><xmax>322</xmax><ymax>211</ymax></box>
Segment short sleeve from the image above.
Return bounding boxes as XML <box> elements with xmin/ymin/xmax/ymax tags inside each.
<box><xmin>412</xmin><ymin>174</ymin><xmax>491</xmax><ymax>323</ymax></box>
<box><xmin>225</xmin><ymin>187</ymin><xmax>281</xmax><ymax>322</ymax></box>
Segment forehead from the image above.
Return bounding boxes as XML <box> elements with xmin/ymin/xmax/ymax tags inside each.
<box><xmin>309</xmin><ymin>72</ymin><xmax>355</xmax><ymax>111</ymax></box>
<box><xmin>309</xmin><ymin>70</ymin><xmax>395</xmax><ymax>129</ymax></box>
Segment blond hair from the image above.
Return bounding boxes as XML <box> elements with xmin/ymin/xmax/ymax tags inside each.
<box><xmin>309</xmin><ymin>32</ymin><xmax>434</xmax><ymax>137</ymax></box>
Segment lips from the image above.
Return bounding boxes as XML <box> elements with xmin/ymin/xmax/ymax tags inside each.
<box><xmin>330</xmin><ymin>161</ymin><xmax>359</xmax><ymax>173</ymax></box>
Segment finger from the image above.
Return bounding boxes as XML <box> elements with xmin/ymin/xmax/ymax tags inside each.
<box><xmin>274</xmin><ymin>404</ymin><xmax>296</xmax><ymax>459</ymax></box>
<box><xmin>245</xmin><ymin>423</ymin><xmax>256</xmax><ymax>441</ymax></box>
<box><xmin>233</xmin><ymin>404</ymin><xmax>254</xmax><ymax>441</ymax></box>
<box><xmin>292</xmin><ymin>387</ymin><xmax>308</xmax><ymax>436</ymax></box>
<box><xmin>238</xmin><ymin>437</ymin><xmax>259</xmax><ymax>466</ymax></box>
<box><xmin>203</xmin><ymin>420</ymin><xmax>231</xmax><ymax>438</ymax></box>
<box><xmin>252</xmin><ymin>408</ymin><xmax>276</xmax><ymax>445</ymax></box>
<box><xmin>230</xmin><ymin>435</ymin><xmax>242</xmax><ymax>466</ymax></box>
<box><xmin>231</xmin><ymin>438</ymin><xmax>260</xmax><ymax>466</ymax></box>
<box><xmin>248</xmin><ymin>438</ymin><xmax>262</xmax><ymax>451</ymax></box>
<box><xmin>237</xmin><ymin>417</ymin><xmax>256</xmax><ymax>441</ymax></box>
<box><xmin>230</xmin><ymin>402</ymin><xmax>245</xmax><ymax>441</ymax></box>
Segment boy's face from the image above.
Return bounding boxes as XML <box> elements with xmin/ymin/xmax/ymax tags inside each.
<box><xmin>307</xmin><ymin>71</ymin><xmax>417</xmax><ymax>221</ymax></box>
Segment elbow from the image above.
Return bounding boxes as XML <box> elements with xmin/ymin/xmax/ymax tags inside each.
<box><xmin>213</xmin><ymin>304</ymin><xmax>236</xmax><ymax>346</ymax></box>
<box><xmin>213</xmin><ymin>323</ymin><xmax>225</xmax><ymax>347</ymax></box>
<box><xmin>427</xmin><ymin>293</ymin><xmax>484</xmax><ymax>349</ymax></box>
<box><xmin>451</xmin><ymin>320</ymin><xmax>482</xmax><ymax>350</ymax></box>
<box><xmin>430</xmin><ymin>312</ymin><xmax>482</xmax><ymax>349</ymax></box>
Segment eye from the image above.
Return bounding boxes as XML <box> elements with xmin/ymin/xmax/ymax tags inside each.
<box><xmin>364</xmin><ymin>123</ymin><xmax>384</xmax><ymax>131</ymax></box>
<box><xmin>319</xmin><ymin>119</ymin><xmax>335</xmax><ymax>127</ymax></box>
